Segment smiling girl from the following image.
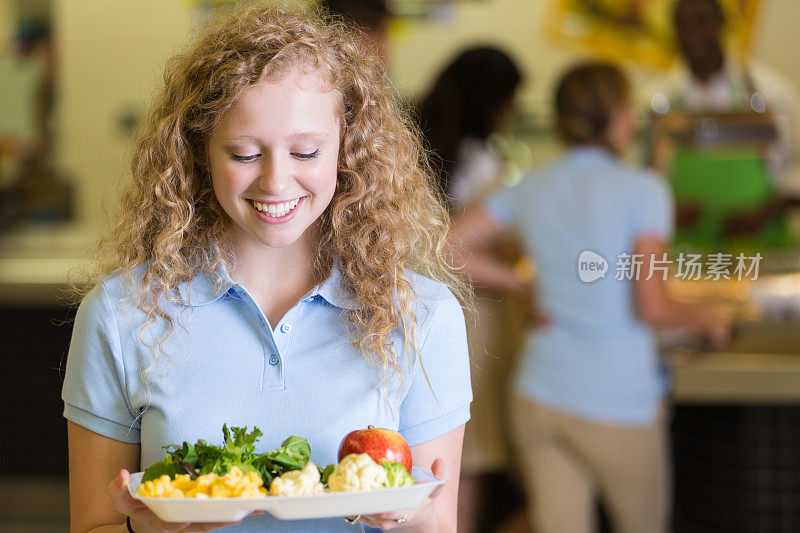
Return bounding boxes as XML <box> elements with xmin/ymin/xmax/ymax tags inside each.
<box><xmin>62</xmin><ymin>5</ymin><xmax>471</xmax><ymax>532</ymax></box>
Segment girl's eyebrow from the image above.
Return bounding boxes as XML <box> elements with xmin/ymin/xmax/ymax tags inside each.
<box><xmin>221</xmin><ymin>132</ymin><xmax>329</xmax><ymax>143</ymax></box>
<box><xmin>287</xmin><ymin>132</ymin><xmax>329</xmax><ymax>140</ymax></box>
<box><xmin>220</xmin><ymin>135</ymin><xmax>261</xmax><ymax>144</ymax></box>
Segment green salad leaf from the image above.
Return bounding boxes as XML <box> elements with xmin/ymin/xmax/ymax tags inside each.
<box><xmin>381</xmin><ymin>460</ymin><xmax>416</xmax><ymax>487</ymax></box>
<box><xmin>141</xmin><ymin>455</ymin><xmax>181</xmax><ymax>482</ymax></box>
<box><xmin>223</xmin><ymin>425</ymin><xmax>262</xmax><ymax>455</ymax></box>
<box><xmin>141</xmin><ymin>425</ymin><xmax>311</xmax><ymax>487</ymax></box>
<box><xmin>265</xmin><ymin>436</ymin><xmax>311</xmax><ymax>471</ymax></box>
<box><xmin>252</xmin><ymin>435</ymin><xmax>311</xmax><ymax>485</ymax></box>
<box><xmin>141</xmin><ymin>440</ymin><xmax>201</xmax><ymax>482</ymax></box>
<box><xmin>319</xmin><ymin>463</ymin><xmax>336</xmax><ymax>485</ymax></box>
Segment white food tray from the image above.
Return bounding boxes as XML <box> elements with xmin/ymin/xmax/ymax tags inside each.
<box><xmin>128</xmin><ymin>467</ymin><xmax>444</xmax><ymax>522</ymax></box>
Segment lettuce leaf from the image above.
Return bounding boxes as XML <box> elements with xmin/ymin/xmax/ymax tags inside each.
<box><xmin>141</xmin><ymin>426</ymin><xmax>311</xmax><ymax>488</ymax></box>
<box><xmin>141</xmin><ymin>456</ymin><xmax>181</xmax><ymax>482</ymax></box>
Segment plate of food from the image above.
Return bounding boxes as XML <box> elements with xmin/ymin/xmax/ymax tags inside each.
<box><xmin>127</xmin><ymin>425</ymin><xmax>445</xmax><ymax>523</ymax></box>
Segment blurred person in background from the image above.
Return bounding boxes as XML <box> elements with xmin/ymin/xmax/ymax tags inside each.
<box><xmin>660</xmin><ymin>0</ymin><xmax>800</xmax><ymax>235</ymax></box>
<box><xmin>0</xmin><ymin>7</ymin><xmax>72</xmax><ymax>229</ymax></box>
<box><xmin>418</xmin><ymin>46</ymin><xmax>521</xmax><ymax>209</ymax></box>
<box><xmin>449</xmin><ymin>61</ymin><xmax>732</xmax><ymax>533</ymax></box>
<box><xmin>419</xmin><ymin>47</ymin><xmax>530</xmax><ymax>533</ymax></box>
<box><xmin>321</xmin><ymin>0</ymin><xmax>392</xmax><ymax>66</ymax></box>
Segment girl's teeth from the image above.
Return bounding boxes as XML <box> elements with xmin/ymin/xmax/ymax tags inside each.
<box><xmin>253</xmin><ymin>198</ymin><xmax>301</xmax><ymax>217</ymax></box>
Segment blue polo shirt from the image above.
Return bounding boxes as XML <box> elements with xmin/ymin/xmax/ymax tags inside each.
<box><xmin>486</xmin><ymin>146</ymin><xmax>673</xmax><ymax>426</ymax></box>
<box><xmin>62</xmin><ymin>263</ymin><xmax>471</xmax><ymax>532</ymax></box>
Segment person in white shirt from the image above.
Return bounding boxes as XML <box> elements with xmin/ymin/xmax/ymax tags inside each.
<box><xmin>418</xmin><ymin>46</ymin><xmax>522</xmax><ymax>210</ymax></box>
<box><xmin>418</xmin><ymin>47</ymin><xmax>526</xmax><ymax>533</ymax></box>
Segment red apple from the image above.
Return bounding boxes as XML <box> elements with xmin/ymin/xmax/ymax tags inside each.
<box><xmin>338</xmin><ymin>425</ymin><xmax>412</xmax><ymax>472</ymax></box>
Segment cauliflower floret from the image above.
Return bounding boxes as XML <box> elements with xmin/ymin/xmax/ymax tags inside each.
<box><xmin>269</xmin><ymin>462</ymin><xmax>325</xmax><ymax>496</ymax></box>
<box><xmin>328</xmin><ymin>453</ymin><xmax>388</xmax><ymax>492</ymax></box>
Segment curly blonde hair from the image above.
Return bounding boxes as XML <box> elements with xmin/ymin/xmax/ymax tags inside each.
<box><xmin>83</xmin><ymin>3</ymin><xmax>468</xmax><ymax>383</ymax></box>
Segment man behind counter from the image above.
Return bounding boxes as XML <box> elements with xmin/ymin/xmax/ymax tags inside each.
<box><xmin>663</xmin><ymin>0</ymin><xmax>800</xmax><ymax>238</ymax></box>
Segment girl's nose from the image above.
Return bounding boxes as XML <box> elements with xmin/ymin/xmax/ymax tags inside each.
<box><xmin>257</xmin><ymin>154</ymin><xmax>291</xmax><ymax>195</ymax></box>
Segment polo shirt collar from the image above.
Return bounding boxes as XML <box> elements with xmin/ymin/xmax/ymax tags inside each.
<box><xmin>177</xmin><ymin>260</ymin><xmax>359</xmax><ymax>310</ymax></box>
<box><xmin>176</xmin><ymin>263</ymin><xmax>237</xmax><ymax>307</ymax></box>
<box><xmin>568</xmin><ymin>145</ymin><xmax>615</xmax><ymax>164</ymax></box>
<box><xmin>311</xmin><ymin>263</ymin><xmax>359</xmax><ymax>310</ymax></box>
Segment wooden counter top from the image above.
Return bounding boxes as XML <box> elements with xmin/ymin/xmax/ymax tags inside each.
<box><xmin>666</xmin><ymin>274</ymin><xmax>800</xmax><ymax>403</ymax></box>
<box><xmin>670</xmin><ymin>349</ymin><xmax>800</xmax><ymax>403</ymax></box>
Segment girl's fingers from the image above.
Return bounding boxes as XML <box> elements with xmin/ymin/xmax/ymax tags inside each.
<box><xmin>190</xmin><ymin>520</ymin><xmax>244</xmax><ymax>531</ymax></box>
<box><xmin>128</xmin><ymin>512</ymin><xmax>191</xmax><ymax>533</ymax></box>
<box><xmin>373</xmin><ymin>510</ymin><xmax>407</xmax><ymax>520</ymax></box>
<box><xmin>361</xmin><ymin>512</ymin><xmax>414</xmax><ymax>531</ymax></box>
<box><xmin>428</xmin><ymin>458</ymin><xmax>449</xmax><ymax>499</ymax></box>
<box><xmin>108</xmin><ymin>469</ymin><xmax>138</xmax><ymax>515</ymax></box>
<box><xmin>430</xmin><ymin>458</ymin><xmax>448</xmax><ymax>479</ymax></box>
<box><xmin>112</xmin><ymin>471</ymin><xmax>193</xmax><ymax>532</ymax></box>
<box><xmin>114</xmin><ymin>476</ymin><xmax>258</xmax><ymax>533</ymax></box>
<box><xmin>161</xmin><ymin>521</ymin><xmax>191</xmax><ymax>532</ymax></box>
<box><xmin>366</xmin><ymin>458</ymin><xmax>448</xmax><ymax>528</ymax></box>
<box><xmin>359</xmin><ymin>515</ymin><xmax>387</xmax><ymax>529</ymax></box>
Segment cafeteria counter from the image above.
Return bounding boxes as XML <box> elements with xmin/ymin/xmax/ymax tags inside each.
<box><xmin>665</xmin><ymin>272</ymin><xmax>800</xmax><ymax>402</ymax></box>
<box><xmin>664</xmin><ymin>273</ymin><xmax>800</xmax><ymax>532</ymax></box>
<box><xmin>0</xmin><ymin>223</ymin><xmax>92</xmax><ymax>306</ymax></box>
<box><xmin>670</xmin><ymin>321</ymin><xmax>800</xmax><ymax>403</ymax></box>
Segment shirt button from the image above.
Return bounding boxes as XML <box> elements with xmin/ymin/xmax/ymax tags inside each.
<box><xmin>268</xmin><ymin>355</ymin><xmax>279</xmax><ymax>366</ymax></box>
<box><xmin>303</xmin><ymin>296</ymin><xmax>315</xmax><ymax>303</ymax></box>
<box><xmin>280</xmin><ymin>323</ymin><xmax>292</xmax><ymax>333</ymax></box>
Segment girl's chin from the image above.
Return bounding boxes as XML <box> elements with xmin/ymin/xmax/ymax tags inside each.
<box><xmin>252</xmin><ymin>227</ymin><xmax>312</xmax><ymax>251</ymax></box>
<box><xmin>228</xmin><ymin>214</ymin><xmax>320</xmax><ymax>252</ymax></box>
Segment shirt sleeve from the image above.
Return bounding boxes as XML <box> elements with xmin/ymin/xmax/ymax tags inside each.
<box><xmin>633</xmin><ymin>173</ymin><xmax>674</xmax><ymax>240</ymax></box>
<box><xmin>62</xmin><ymin>282</ymin><xmax>141</xmax><ymax>442</ymax></box>
<box><xmin>399</xmin><ymin>283</ymin><xmax>472</xmax><ymax>447</ymax></box>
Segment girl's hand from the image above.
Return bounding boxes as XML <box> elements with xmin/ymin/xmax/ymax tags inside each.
<box><xmin>350</xmin><ymin>458</ymin><xmax>448</xmax><ymax>531</ymax></box>
<box><xmin>109</xmin><ymin>469</ymin><xmax>263</xmax><ymax>532</ymax></box>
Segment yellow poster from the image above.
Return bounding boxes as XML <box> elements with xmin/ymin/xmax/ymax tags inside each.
<box><xmin>543</xmin><ymin>0</ymin><xmax>762</xmax><ymax>71</ymax></box>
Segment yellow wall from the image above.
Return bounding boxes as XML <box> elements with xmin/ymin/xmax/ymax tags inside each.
<box><xmin>54</xmin><ymin>0</ymin><xmax>192</xmax><ymax>228</ymax></box>
<box><xmin>390</xmin><ymin>0</ymin><xmax>553</xmax><ymax>111</ymax></box>
<box><xmin>53</xmin><ymin>0</ymin><xmax>800</xmax><ymax>228</ymax></box>
<box><xmin>752</xmin><ymin>0</ymin><xmax>800</xmax><ymax>91</ymax></box>
<box><xmin>0</xmin><ymin>0</ymin><xmax>15</xmax><ymax>52</ymax></box>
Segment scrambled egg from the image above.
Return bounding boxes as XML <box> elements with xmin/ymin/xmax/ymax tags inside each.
<box><xmin>269</xmin><ymin>462</ymin><xmax>325</xmax><ymax>496</ymax></box>
<box><xmin>328</xmin><ymin>453</ymin><xmax>388</xmax><ymax>492</ymax></box>
<box><xmin>136</xmin><ymin>466</ymin><xmax>268</xmax><ymax>498</ymax></box>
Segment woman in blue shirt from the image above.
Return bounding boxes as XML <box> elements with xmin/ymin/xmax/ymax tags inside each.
<box><xmin>63</xmin><ymin>6</ymin><xmax>471</xmax><ymax>532</ymax></box>
<box><xmin>449</xmin><ymin>62</ymin><xmax>730</xmax><ymax>533</ymax></box>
